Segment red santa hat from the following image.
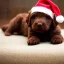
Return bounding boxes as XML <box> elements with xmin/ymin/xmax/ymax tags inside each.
<box><xmin>31</xmin><ymin>0</ymin><xmax>64</xmax><ymax>23</ymax></box>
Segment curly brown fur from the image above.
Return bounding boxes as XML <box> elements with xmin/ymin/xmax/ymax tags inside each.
<box><xmin>1</xmin><ymin>12</ymin><xmax>63</xmax><ymax>45</ymax></box>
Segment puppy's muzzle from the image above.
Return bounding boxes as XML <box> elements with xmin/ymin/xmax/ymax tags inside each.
<box><xmin>37</xmin><ymin>23</ymin><xmax>42</xmax><ymax>27</ymax></box>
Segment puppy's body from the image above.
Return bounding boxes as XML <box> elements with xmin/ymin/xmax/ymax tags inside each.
<box><xmin>2</xmin><ymin>13</ymin><xmax>28</xmax><ymax>36</ymax></box>
<box><xmin>1</xmin><ymin>12</ymin><xmax>63</xmax><ymax>45</ymax></box>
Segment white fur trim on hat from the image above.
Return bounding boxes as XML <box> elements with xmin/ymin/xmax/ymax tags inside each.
<box><xmin>31</xmin><ymin>6</ymin><xmax>54</xmax><ymax>19</ymax></box>
<box><xmin>56</xmin><ymin>15</ymin><xmax>64</xmax><ymax>23</ymax></box>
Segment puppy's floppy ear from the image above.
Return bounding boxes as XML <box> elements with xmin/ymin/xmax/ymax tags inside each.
<box><xmin>52</xmin><ymin>14</ymin><xmax>58</xmax><ymax>29</ymax></box>
<box><xmin>26</xmin><ymin>11</ymin><xmax>31</xmax><ymax>27</ymax></box>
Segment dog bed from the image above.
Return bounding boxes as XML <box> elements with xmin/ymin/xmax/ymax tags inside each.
<box><xmin>0</xmin><ymin>29</ymin><xmax>64</xmax><ymax>64</ymax></box>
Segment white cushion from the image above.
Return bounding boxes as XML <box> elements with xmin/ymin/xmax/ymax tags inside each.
<box><xmin>0</xmin><ymin>29</ymin><xmax>64</xmax><ymax>64</ymax></box>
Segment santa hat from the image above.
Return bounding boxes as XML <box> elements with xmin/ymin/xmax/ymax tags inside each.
<box><xmin>31</xmin><ymin>0</ymin><xmax>64</xmax><ymax>23</ymax></box>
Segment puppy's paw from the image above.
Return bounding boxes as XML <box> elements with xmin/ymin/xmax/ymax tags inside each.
<box><xmin>4</xmin><ymin>32</ymin><xmax>11</xmax><ymax>36</ymax></box>
<box><xmin>27</xmin><ymin>36</ymin><xmax>40</xmax><ymax>45</ymax></box>
<box><xmin>51</xmin><ymin>35</ymin><xmax>63</xmax><ymax>44</ymax></box>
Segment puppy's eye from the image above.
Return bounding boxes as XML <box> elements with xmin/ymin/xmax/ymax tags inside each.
<box><xmin>46</xmin><ymin>16</ymin><xmax>51</xmax><ymax>19</ymax></box>
<box><xmin>31</xmin><ymin>16</ymin><xmax>36</xmax><ymax>19</ymax></box>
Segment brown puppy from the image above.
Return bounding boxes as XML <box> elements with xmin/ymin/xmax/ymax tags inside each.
<box><xmin>1</xmin><ymin>12</ymin><xmax>63</xmax><ymax>45</ymax></box>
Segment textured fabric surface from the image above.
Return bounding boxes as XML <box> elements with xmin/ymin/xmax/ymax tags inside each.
<box><xmin>0</xmin><ymin>29</ymin><xmax>64</xmax><ymax>64</ymax></box>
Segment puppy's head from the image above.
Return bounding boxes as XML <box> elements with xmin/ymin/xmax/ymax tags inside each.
<box><xmin>26</xmin><ymin>12</ymin><xmax>58</xmax><ymax>33</ymax></box>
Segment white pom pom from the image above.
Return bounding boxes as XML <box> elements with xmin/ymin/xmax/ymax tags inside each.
<box><xmin>56</xmin><ymin>15</ymin><xmax>64</xmax><ymax>23</ymax></box>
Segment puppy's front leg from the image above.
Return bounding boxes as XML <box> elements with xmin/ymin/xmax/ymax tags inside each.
<box><xmin>50</xmin><ymin>26</ymin><xmax>63</xmax><ymax>44</ymax></box>
<box><xmin>27</xmin><ymin>27</ymin><xmax>40</xmax><ymax>45</ymax></box>
<box><xmin>28</xmin><ymin>36</ymin><xmax>40</xmax><ymax>45</ymax></box>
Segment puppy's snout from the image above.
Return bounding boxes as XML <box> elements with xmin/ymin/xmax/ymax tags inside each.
<box><xmin>37</xmin><ymin>23</ymin><xmax>42</xmax><ymax>26</ymax></box>
<box><xmin>37</xmin><ymin>23</ymin><xmax>42</xmax><ymax>27</ymax></box>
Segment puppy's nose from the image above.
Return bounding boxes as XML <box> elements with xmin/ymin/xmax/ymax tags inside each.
<box><xmin>37</xmin><ymin>23</ymin><xmax>42</xmax><ymax>27</ymax></box>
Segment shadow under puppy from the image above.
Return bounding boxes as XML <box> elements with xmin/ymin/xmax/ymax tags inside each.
<box><xmin>1</xmin><ymin>12</ymin><xmax>63</xmax><ymax>45</ymax></box>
